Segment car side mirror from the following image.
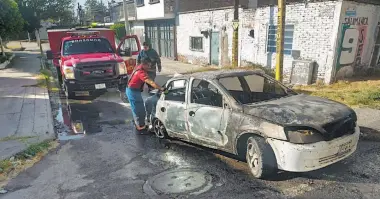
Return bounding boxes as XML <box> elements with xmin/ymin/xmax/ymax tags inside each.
<box><xmin>46</xmin><ymin>50</ymin><xmax>53</xmax><ymax>60</ymax></box>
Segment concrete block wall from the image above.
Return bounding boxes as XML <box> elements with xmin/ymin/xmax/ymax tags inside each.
<box><xmin>334</xmin><ymin>1</ymin><xmax>380</xmax><ymax>79</ymax></box>
<box><xmin>176</xmin><ymin>8</ymin><xmax>236</xmax><ymax>66</ymax></box>
<box><xmin>177</xmin><ymin>1</ymin><xmax>341</xmax><ymax>83</ymax></box>
<box><xmin>176</xmin><ymin>1</ymin><xmax>380</xmax><ymax>83</ymax></box>
<box><xmin>251</xmin><ymin>1</ymin><xmax>341</xmax><ymax>83</ymax></box>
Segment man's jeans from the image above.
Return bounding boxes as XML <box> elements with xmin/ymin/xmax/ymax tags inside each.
<box><xmin>144</xmin><ymin>94</ymin><xmax>159</xmax><ymax>123</ymax></box>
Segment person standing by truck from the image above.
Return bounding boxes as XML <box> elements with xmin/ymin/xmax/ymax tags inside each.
<box><xmin>126</xmin><ymin>57</ymin><xmax>165</xmax><ymax>132</ymax></box>
<box><xmin>137</xmin><ymin>42</ymin><xmax>162</xmax><ymax>91</ymax></box>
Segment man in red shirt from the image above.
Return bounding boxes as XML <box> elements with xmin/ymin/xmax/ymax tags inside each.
<box><xmin>126</xmin><ymin>57</ymin><xmax>165</xmax><ymax>132</ymax></box>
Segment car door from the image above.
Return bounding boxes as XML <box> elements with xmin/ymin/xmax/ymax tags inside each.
<box><xmin>186</xmin><ymin>78</ymin><xmax>231</xmax><ymax>148</ymax></box>
<box><xmin>116</xmin><ymin>35</ymin><xmax>141</xmax><ymax>73</ymax></box>
<box><xmin>156</xmin><ymin>79</ymin><xmax>189</xmax><ymax>141</ymax></box>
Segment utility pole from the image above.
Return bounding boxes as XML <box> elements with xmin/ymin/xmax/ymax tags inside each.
<box><xmin>275</xmin><ymin>0</ymin><xmax>286</xmax><ymax>82</ymax></box>
<box><xmin>232</xmin><ymin>0</ymin><xmax>239</xmax><ymax>68</ymax></box>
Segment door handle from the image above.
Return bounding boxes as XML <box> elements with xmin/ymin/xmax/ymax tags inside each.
<box><xmin>161</xmin><ymin>107</ymin><xmax>166</xmax><ymax>112</ymax></box>
<box><xmin>189</xmin><ymin>111</ymin><xmax>195</xmax><ymax>117</ymax></box>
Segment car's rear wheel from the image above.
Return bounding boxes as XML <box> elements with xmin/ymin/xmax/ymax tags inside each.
<box><xmin>246</xmin><ymin>136</ymin><xmax>277</xmax><ymax>179</ymax></box>
<box><xmin>153</xmin><ymin>119</ymin><xmax>168</xmax><ymax>139</ymax></box>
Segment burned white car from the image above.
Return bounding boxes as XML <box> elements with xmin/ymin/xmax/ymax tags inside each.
<box><xmin>152</xmin><ymin>69</ymin><xmax>360</xmax><ymax>179</ymax></box>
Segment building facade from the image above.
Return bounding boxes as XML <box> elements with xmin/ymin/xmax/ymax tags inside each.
<box><xmin>108</xmin><ymin>0</ymin><xmax>380</xmax><ymax>84</ymax></box>
<box><xmin>176</xmin><ymin>0</ymin><xmax>380</xmax><ymax>84</ymax></box>
<box><xmin>132</xmin><ymin>0</ymin><xmax>177</xmax><ymax>59</ymax></box>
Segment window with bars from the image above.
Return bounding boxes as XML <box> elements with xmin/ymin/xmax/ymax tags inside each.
<box><xmin>267</xmin><ymin>25</ymin><xmax>294</xmax><ymax>55</ymax></box>
<box><xmin>136</xmin><ymin>0</ymin><xmax>144</xmax><ymax>6</ymax></box>
<box><xmin>190</xmin><ymin>37</ymin><xmax>203</xmax><ymax>51</ymax></box>
<box><xmin>149</xmin><ymin>0</ymin><xmax>160</xmax><ymax>4</ymax></box>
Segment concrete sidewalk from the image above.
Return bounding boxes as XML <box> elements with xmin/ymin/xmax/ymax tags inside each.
<box><xmin>0</xmin><ymin>47</ymin><xmax>55</xmax><ymax>160</ymax></box>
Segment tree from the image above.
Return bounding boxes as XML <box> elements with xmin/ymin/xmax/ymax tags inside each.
<box><xmin>16</xmin><ymin>0</ymin><xmax>40</xmax><ymax>33</ymax></box>
<box><xmin>85</xmin><ymin>0</ymin><xmax>107</xmax><ymax>22</ymax></box>
<box><xmin>110</xmin><ymin>23</ymin><xmax>126</xmax><ymax>41</ymax></box>
<box><xmin>17</xmin><ymin>0</ymin><xmax>75</xmax><ymax>25</ymax></box>
<box><xmin>0</xmin><ymin>0</ymin><xmax>24</xmax><ymax>57</ymax></box>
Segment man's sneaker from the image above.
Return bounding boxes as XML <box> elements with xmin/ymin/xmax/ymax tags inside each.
<box><xmin>148</xmin><ymin>124</ymin><xmax>154</xmax><ymax>132</ymax></box>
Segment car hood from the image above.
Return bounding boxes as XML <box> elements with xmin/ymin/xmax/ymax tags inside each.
<box><xmin>243</xmin><ymin>94</ymin><xmax>355</xmax><ymax>127</ymax></box>
<box><xmin>63</xmin><ymin>53</ymin><xmax>123</xmax><ymax>65</ymax></box>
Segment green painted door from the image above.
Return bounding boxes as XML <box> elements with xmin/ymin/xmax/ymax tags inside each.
<box><xmin>211</xmin><ymin>32</ymin><xmax>220</xmax><ymax>65</ymax></box>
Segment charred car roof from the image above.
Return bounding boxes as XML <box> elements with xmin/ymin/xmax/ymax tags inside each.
<box><xmin>173</xmin><ymin>69</ymin><xmax>265</xmax><ymax>80</ymax></box>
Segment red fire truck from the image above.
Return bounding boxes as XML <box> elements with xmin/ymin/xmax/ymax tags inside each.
<box><xmin>46</xmin><ymin>28</ymin><xmax>140</xmax><ymax>99</ymax></box>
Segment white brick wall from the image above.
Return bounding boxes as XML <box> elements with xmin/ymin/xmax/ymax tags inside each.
<box><xmin>177</xmin><ymin>9</ymin><xmax>236</xmax><ymax>65</ymax></box>
<box><xmin>177</xmin><ymin>1</ymin><xmax>380</xmax><ymax>83</ymax></box>
<box><xmin>334</xmin><ymin>1</ymin><xmax>380</xmax><ymax>79</ymax></box>
<box><xmin>250</xmin><ymin>1</ymin><xmax>341</xmax><ymax>83</ymax></box>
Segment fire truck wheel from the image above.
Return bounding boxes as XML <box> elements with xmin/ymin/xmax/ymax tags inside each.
<box><xmin>64</xmin><ymin>84</ymin><xmax>75</xmax><ymax>99</ymax></box>
<box><xmin>56</xmin><ymin>67</ymin><xmax>63</xmax><ymax>89</ymax></box>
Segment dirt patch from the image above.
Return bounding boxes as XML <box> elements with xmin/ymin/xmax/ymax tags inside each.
<box><xmin>0</xmin><ymin>140</ymin><xmax>59</xmax><ymax>188</ymax></box>
<box><xmin>295</xmin><ymin>80</ymin><xmax>380</xmax><ymax>109</ymax></box>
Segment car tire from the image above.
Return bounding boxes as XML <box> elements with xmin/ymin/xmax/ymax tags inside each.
<box><xmin>246</xmin><ymin>136</ymin><xmax>277</xmax><ymax>179</ymax></box>
<box><xmin>56</xmin><ymin>67</ymin><xmax>63</xmax><ymax>89</ymax></box>
<box><xmin>153</xmin><ymin>119</ymin><xmax>168</xmax><ymax>139</ymax></box>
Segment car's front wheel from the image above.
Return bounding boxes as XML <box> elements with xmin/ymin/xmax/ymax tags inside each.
<box><xmin>246</xmin><ymin>136</ymin><xmax>277</xmax><ymax>179</ymax></box>
<box><xmin>153</xmin><ymin>119</ymin><xmax>168</xmax><ymax>139</ymax></box>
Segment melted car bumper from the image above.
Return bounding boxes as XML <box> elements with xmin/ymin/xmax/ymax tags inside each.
<box><xmin>267</xmin><ymin>126</ymin><xmax>360</xmax><ymax>172</ymax></box>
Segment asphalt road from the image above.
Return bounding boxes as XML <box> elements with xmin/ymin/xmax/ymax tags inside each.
<box><xmin>1</xmin><ymin>72</ymin><xmax>380</xmax><ymax>199</ymax></box>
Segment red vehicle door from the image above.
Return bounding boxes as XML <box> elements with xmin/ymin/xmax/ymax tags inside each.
<box><xmin>117</xmin><ymin>35</ymin><xmax>141</xmax><ymax>74</ymax></box>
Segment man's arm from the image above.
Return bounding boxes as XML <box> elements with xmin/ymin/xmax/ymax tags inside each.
<box><xmin>144</xmin><ymin>79</ymin><xmax>163</xmax><ymax>90</ymax></box>
<box><xmin>137</xmin><ymin>51</ymin><xmax>142</xmax><ymax>64</ymax></box>
<box><xmin>138</xmin><ymin>70</ymin><xmax>164</xmax><ymax>91</ymax></box>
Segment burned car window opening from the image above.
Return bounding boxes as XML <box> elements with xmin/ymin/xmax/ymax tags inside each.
<box><xmin>165</xmin><ymin>79</ymin><xmax>187</xmax><ymax>102</ymax></box>
<box><xmin>191</xmin><ymin>79</ymin><xmax>223</xmax><ymax>107</ymax></box>
<box><xmin>63</xmin><ymin>38</ymin><xmax>114</xmax><ymax>55</ymax></box>
<box><xmin>218</xmin><ymin>74</ymin><xmax>290</xmax><ymax>104</ymax></box>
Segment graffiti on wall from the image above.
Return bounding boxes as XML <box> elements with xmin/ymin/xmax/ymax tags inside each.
<box><xmin>335</xmin><ymin>15</ymin><xmax>368</xmax><ymax>75</ymax></box>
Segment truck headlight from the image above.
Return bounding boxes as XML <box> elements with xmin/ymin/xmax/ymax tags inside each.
<box><xmin>285</xmin><ymin>128</ymin><xmax>325</xmax><ymax>144</ymax></box>
<box><xmin>63</xmin><ymin>65</ymin><xmax>75</xmax><ymax>79</ymax></box>
<box><xmin>118</xmin><ymin>62</ymin><xmax>127</xmax><ymax>75</ymax></box>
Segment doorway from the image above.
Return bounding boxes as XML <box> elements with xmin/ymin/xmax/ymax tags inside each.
<box><xmin>370</xmin><ymin>25</ymin><xmax>380</xmax><ymax>68</ymax></box>
<box><xmin>145</xmin><ymin>19</ymin><xmax>176</xmax><ymax>59</ymax></box>
<box><xmin>211</xmin><ymin>32</ymin><xmax>220</xmax><ymax>66</ymax></box>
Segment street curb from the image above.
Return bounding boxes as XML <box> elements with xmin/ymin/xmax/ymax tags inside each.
<box><xmin>0</xmin><ymin>54</ymin><xmax>15</xmax><ymax>70</ymax></box>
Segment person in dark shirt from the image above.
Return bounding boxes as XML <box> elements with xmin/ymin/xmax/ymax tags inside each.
<box><xmin>126</xmin><ymin>57</ymin><xmax>165</xmax><ymax>132</ymax></box>
<box><xmin>137</xmin><ymin>42</ymin><xmax>162</xmax><ymax>91</ymax></box>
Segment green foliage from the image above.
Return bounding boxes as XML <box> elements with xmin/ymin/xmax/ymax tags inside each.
<box><xmin>16</xmin><ymin>0</ymin><xmax>40</xmax><ymax>33</ymax></box>
<box><xmin>16</xmin><ymin>0</ymin><xmax>75</xmax><ymax>26</ymax></box>
<box><xmin>0</xmin><ymin>52</ymin><xmax>13</xmax><ymax>63</ymax></box>
<box><xmin>0</xmin><ymin>0</ymin><xmax>24</xmax><ymax>38</ymax></box>
<box><xmin>85</xmin><ymin>0</ymin><xmax>107</xmax><ymax>22</ymax></box>
<box><xmin>110</xmin><ymin>23</ymin><xmax>126</xmax><ymax>41</ymax></box>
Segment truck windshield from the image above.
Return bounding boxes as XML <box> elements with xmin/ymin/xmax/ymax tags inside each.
<box><xmin>62</xmin><ymin>38</ymin><xmax>114</xmax><ymax>55</ymax></box>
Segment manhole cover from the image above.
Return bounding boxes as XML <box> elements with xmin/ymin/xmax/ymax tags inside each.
<box><xmin>144</xmin><ymin>168</ymin><xmax>216</xmax><ymax>198</ymax></box>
